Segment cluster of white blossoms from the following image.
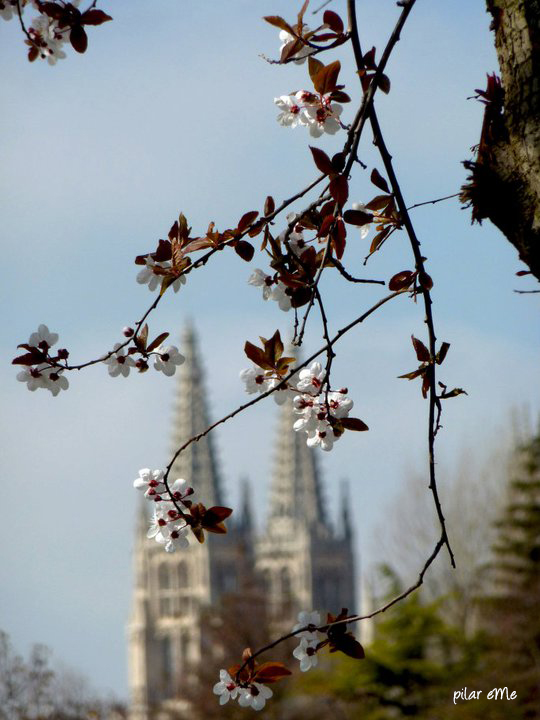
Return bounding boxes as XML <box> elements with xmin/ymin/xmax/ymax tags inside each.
<box><xmin>134</xmin><ymin>469</ymin><xmax>195</xmax><ymax>553</ymax></box>
<box><xmin>27</xmin><ymin>12</ymin><xmax>68</xmax><ymax>64</ymax></box>
<box><xmin>292</xmin><ymin>610</ymin><xmax>321</xmax><ymax>672</ymax></box>
<box><xmin>213</xmin><ymin>671</ymin><xmax>273</xmax><ymax>711</ymax></box>
<box><xmin>16</xmin><ymin>324</ymin><xmax>69</xmax><ymax>396</ymax></box>
<box><xmin>240</xmin><ymin>360</ymin><xmax>354</xmax><ymax>452</ymax></box>
<box><xmin>293</xmin><ymin>362</ymin><xmax>353</xmax><ymax>451</ymax></box>
<box><xmin>103</xmin><ymin>343</ymin><xmax>185</xmax><ymax>378</ymax></box>
<box><xmin>136</xmin><ymin>255</ymin><xmax>187</xmax><ymax>293</ymax></box>
<box><xmin>275</xmin><ymin>90</ymin><xmax>343</xmax><ymax>138</ymax></box>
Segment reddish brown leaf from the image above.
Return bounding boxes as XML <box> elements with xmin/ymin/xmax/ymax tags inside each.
<box><xmin>281</xmin><ymin>38</ymin><xmax>304</xmax><ymax>63</ymax></box>
<box><xmin>418</xmin><ymin>271</ymin><xmax>433</xmax><ymax>290</ymax></box>
<box><xmin>332</xmin><ymin>218</ymin><xmax>346</xmax><ymax>259</ymax></box>
<box><xmin>370</xmin><ymin>168</ymin><xmax>390</xmax><ymax>194</ymax></box>
<box><xmin>309</xmin><ymin>146</ymin><xmax>334</xmax><ymax>176</ymax></box>
<box><xmin>440</xmin><ymin>387</ymin><xmax>467</xmax><ymax>399</ymax></box>
<box><xmin>411</xmin><ymin>335</ymin><xmax>430</xmax><ymax>363</ymax></box>
<box><xmin>436</xmin><ymin>341</ymin><xmax>450</xmax><ymax>365</ymax></box>
<box><xmin>421</xmin><ymin>373</ymin><xmax>431</xmax><ymax>399</ymax></box>
<box><xmin>70</xmin><ymin>24</ymin><xmax>88</xmax><ymax>53</ymax></box>
<box><xmin>265</xmin><ymin>329</ymin><xmax>284</xmax><ymax>364</ymax></box>
<box><xmin>254</xmin><ymin>662</ymin><xmax>292</xmax><ymax>684</ymax></box>
<box><xmin>12</xmin><ymin>350</ymin><xmax>47</xmax><ymax>366</ymax></box>
<box><xmin>134</xmin><ymin>324</ymin><xmax>149</xmax><ymax>352</ymax></box>
<box><xmin>329</xmin><ymin>174</ymin><xmax>348</xmax><ymax>206</ymax></box>
<box><xmin>263</xmin><ymin>15</ymin><xmax>295</xmax><ymax>34</ymax></box>
<box><xmin>370</xmin><ymin>226</ymin><xmax>391</xmax><ymax>253</ymax></box>
<box><xmin>330</xmin><ymin>89</ymin><xmax>351</xmax><ymax>104</ymax></box>
<box><xmin>323</xmin><ymin>9</ymin><xmax>344</xmax><ymax>33</ymax></box>
<box><xmin>244</xmin><ymin>342</ymin><xmax>274</xmax><ymax>371</ymax></box>
<box><xmin>365</xmin><ymin>194</ymin><xmax>392</xmax><ymax>211</ymax></box>
<box><xmin>147</xmin><ymin>332</ymin><xmax>170</xmax><ymax>353</ymax></box>
<box><xmin>389</xmin><ymin>270</ymin><xmax>415</xmax><ymax>291</ymax></box>
<box><xmin>343</xmin><ymin>209</ymin><xmax>373</xmax><ymax>226</ymax></box>
<box><xmin>378</xmin><ymin>73</ymin><xmax>391</xmax><ymax>94</ymax></box>
<box><xmin>308</xmin><ymin>56</ymin><xmax>324</xmax><ymax>85</ymax></box>
<box><xmin>340</xmin><ymin>417</ymin><xmax>369</xmax><ymax>431</ymax></box>
<box><xmin>235</xmin><ymin>240</ymin><xmax>255</xmax><ymax>262</ymax></box>
<box><xmin>82</xmin><ymin>9</ymin><xmax>112</xmax><ymax>25</ymax></box>
<box><xmin>264</xmin><ymin>196</ymin><xmax>275</xmax><ymax>216</ymax></box>
<box><xmin>331</xmin><ymin>152</ymin><xmax>346</xmax><ymax>172</ymax></box>
<box><xmin>318</xmin><ymin>213</ymin><xmax>335</xmax><ymax>238</ymax></box>
<box><xmin>398</xmin><ymin>367</ymin><xmax>425</xmax><ymax>380</ymax></box>
<box><xmin>363</xmin><ymin>46</ymin><xmax>377</xmax><ymax>70</ymax></box>
<box><xmin>238</xmin><ymin>210</ymin><xmax>259</xmax><ymax>233</ymax></box>
<box><xmin>314</xmin><ymin>60</ymin><xmax>341</xmax><ymax>95</ymax></box>
<box><xmin>330</xmin><ymin>634</ymin><xmax>365</xmax><ymax>659</ymax></box>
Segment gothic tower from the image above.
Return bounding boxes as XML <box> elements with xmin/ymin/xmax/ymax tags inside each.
<box><xmin>255</xmin><ymin>396</ymin><xmax>357</xmax><ymax>626</ymax></box>
<box><xmin>127</xmin><ymin>325</ymin><xmax>253</xmax><ymax>720</ymax></box>
<box><xmin>128</xmin><ymin>327</ymin><xmax>358</xmax><ymax>718</ymax></box>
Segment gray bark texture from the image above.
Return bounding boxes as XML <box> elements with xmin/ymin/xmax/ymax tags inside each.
<box><xmin>461</xmin><ymin>0</ymin><xmax>540</xmax><ymax>281</ymax></box>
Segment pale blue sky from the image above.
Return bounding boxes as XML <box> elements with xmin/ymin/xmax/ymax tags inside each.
<box><xmin>1</xmin><ymin>0</ymin><xmax>538</xmax><ymax>700</ymax></box>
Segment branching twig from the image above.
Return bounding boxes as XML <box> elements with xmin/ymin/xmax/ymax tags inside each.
<box><xmin>347</xmin><ymin>0</ymin><xmax>455</xmax><ymax>568</ymax></box>
<box><xmin>406</xmin><ymin>192</ymin><xmax>460</xmax><ymax>211</ymax></box>
<box><xmin>164</xmin><ymin>290</ymin><xmax>406</xmax><ymax>481</ymax></box>
<box><xmin>235</xmin><ymin>531</ymin><xmax>446</xmax><ymax>679</ymax></box>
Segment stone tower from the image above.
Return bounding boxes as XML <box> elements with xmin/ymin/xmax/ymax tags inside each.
<box><xmin>256</xmin><ymin>395</ymin><xmax>356</xmax><ymax>626</ymax></box>
<box><xmin>127</xmin><ymin>326</ymin><xmax>253</xmax><ymax>720</ymax></box>
<box><xmin>128</xmin><ymin>327</ymin><xmax>357</xmax><ymax>718</ymax></box>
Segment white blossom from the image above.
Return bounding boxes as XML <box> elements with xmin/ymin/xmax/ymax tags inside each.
<box><xmin>352</xmin><ymin>202</ymin><xmax>372</xmax><ymax>239</ymax></box>
<box><xmin>28</xmin><ymin>15</ymin><xmax>67</xmax><ymax>65</ymax></box>
<box><xmin>137</xmin><ymin>256</ymin><xmax>163</xmax><ymax>292</ymax></box>
<box><xmin>274</xmin><ymin>94</ymin><xmax>308</xmax><ymax>128</ymax></box>
<box><xmin>103</xmin><ymin>343</ymin><xmax>136</xmax><ymax>378</ymax></box>
<box><xmin>304</xmin><ymin>100</ymin><xmax>343</xmax><ymax>137</ymax></box>
<box><xmin>293</xmin><ymin>610</ymin><xmax>321</xmax><ymax>641</ymax></box>
<box><xmin>293</xmin><ymin>637</ymin><xmax>319</xmax><ymax>672</ymax></box>
<box><xmin>327</xmin><ymin>390</ymin><xmax>353</xmax><ymax>418</ymax></box>
<box><xmin>153</xmin><ymin>345</ymin><xmax>185</xmax><ymax>376</ymax></box>
<box><xmin>134</xmin><ymin>468</ymin><xmax>165</xmax><ymax>498</ymax></box>
<box><xmin>237</xmin><ymin>683</ymin><xmax>273</xmax><ymax>711</ymax></box>
<box><xmin>248</xmin><ymin>268</ymin><xmax>274</xmax><ymax>300</ymax></box>
<box><xmin>278</xmin><ymin>212</ymin><xmax>307</xmax><ymax>256</ymax></box>
<box><xmin>213</xmin><ymin>670</ymin><xmax>240</xmax><ymax>706</ymax></box>
<box><xmin>296</xmin><ymin>362</ymin><xmax>325</xmax><ymax>394</ymax></box>
<box><xmin>137</xmin><ymin>256</ymin><xmax>186</xmax><ymax>293</ymax></box>
<box><xmin>162</xmin><ymin>525</ymin><xmax>190</xmax><ymax>552</ymax></box>
<box><xmin>28</xmin><ymin>324</ymin><xmax>58</xmax><ymax>350</ymax></box>
<box><xmin>240</xmin><ymin>367</ymin><xmax>270</xmax><ymax>395</ymax></box>
<box><xmin>16</xmin><ymin>365</ymin><xmax>48</xmax><ymax>392</ymax></box>
<box><xmin>40</xmin><ymin>367</ymin><xmax>69</xmax><ymax>396</ymax></box>
<box><xmin>271</xmin><ymin>281</ymin><xmax>292</xmax><ymax>312</ymax></box>
<box><xmin>278</xmin><ymin>27</ymin><xmax>311</xmax><ymax>64</ymax></box>
<box><xmin>306</xmin><ymin>422</ymin><xmax>336</xmax><ymax>451</ymax></box>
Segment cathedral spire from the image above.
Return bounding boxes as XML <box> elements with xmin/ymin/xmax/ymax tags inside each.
<box><xmin>169</xmin><ymin>324</ymin><xmax>223</xmax><ymax>507</ymax></box>
<box><xmin>340</xmin><ymin>479</ymin><xmax>353</xmax><ymax>540</ymax></box>
<box><xmin>266</xmin><ymin>395</ymin><xmax>327</xmax><ymax>529</ymax></box>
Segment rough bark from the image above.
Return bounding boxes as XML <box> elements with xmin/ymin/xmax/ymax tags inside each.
<box><xmin>461</xmin><ymin>0</ymin><xmax>540</xmax><ymax>282</ymax></box>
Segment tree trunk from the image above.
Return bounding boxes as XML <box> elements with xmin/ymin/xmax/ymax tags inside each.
<box><xmin>462</xmin><ymin>0</ymin><xmax>540</xmax><ymax>282</ymax></box>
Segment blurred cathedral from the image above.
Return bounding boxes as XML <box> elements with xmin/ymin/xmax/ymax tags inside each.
<box><xmin>127</xmin><ymin>325</ymin><xmax>357</xmax><ymax>719</ymax></box>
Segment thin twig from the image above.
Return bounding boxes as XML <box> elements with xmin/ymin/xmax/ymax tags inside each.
<box><xmin>347</xmin><ymin>0</ymin><xmax>455</xmax><ymax>568</ymax></box>
<box><xmin>406</xmin><ymin>192</ymin><xmax>460</xmax><ymax>211</ymax></box>
<box><xmin>330</xmin><ymin>258</ymin><xmax>385</xmax><ymax>284</ymax></box>
<box><xmin>235</xmin><ymin>531</ymin><xmax>446</xmax><ymax>679</ymax></box>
